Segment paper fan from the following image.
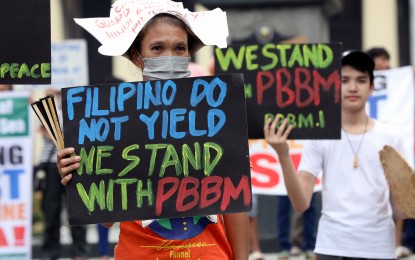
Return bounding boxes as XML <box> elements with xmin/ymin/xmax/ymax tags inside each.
<box><xmin>380</xmin><ymin>145</ymin><xmax>415</xmax><ymax>218</ymax></box>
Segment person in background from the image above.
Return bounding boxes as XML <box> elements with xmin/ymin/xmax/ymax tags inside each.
<box><xmin>277</xmin><ymin>194</ymin><xmax>316</xmax><ymax>260</ymax></box>
<box><xmin>367</xmin><ymin>46</ymin><xmax>414</xmax><ymax>259</ymax></box>
<box><xmin>367</xmin><ymin>47</ymin><xmax>390</xmax><ymax>70</ymax></box>
<box><xmin>264</xmin><ymin>50</ymin><xmax>409</xmax><ymax>259</ymax></box>
<box><xmin>249</xmin><ymin>194</ymin><xmax>265</xmax><ymax>260</ymax></box>
<box><xmin>57</xmin><ymin>1</ymin><xmax>249</xmax><ymax>259</ymax></box>
<box><xmin>0</xmin><ymin>84</ymin><xmax>13</xmax><ymax>91</ymax></box>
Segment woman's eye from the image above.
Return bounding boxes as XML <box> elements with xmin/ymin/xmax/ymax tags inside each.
<box><xmin>152</xmin><ymin>46</ymin><xmax>162</xmax><ymax>51</ymax></box>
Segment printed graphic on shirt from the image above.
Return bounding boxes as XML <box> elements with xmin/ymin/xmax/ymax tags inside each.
<box><xmin>142</xmin><ymin>215</ymin><xmax>218</xmax><ymax>240</ymax></box>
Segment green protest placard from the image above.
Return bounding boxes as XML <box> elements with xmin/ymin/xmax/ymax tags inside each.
<box><xmin>0</xmin><ymin>0</ymin><xmax>51</xmax><ymax>84</ymax></box>
<box><xmin>61</xmin><ymin>74</ymin><xmax>252</xmax><ymax>225</ymax></box>
<box><xmin>215</xmin><ymin>43</ymin><xmax>342</xmax><ymax>139</ymax></box>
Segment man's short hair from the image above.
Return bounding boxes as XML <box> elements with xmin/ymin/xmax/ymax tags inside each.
<box><xmin>342</xmin><ymin>50</ymin><xmax>375</xmax><ymax>84</ymax></box>
<box><xmin>367</xmin><ymin>47</ymin><xmax>390</xmax><ymax>60</ymax></box>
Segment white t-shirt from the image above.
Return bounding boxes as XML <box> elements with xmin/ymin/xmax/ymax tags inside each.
<box><xmin>298</xmin><ymin>120</ymin><xmax>407</xmax><ymax>259</ymax></box>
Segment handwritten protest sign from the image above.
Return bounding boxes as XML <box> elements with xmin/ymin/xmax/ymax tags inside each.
<box><xmin>62</xmin><ymin>74</ymin><xmax>251</xmax><ymax>225</ymax></box>
<box><xmin>215</xmin><ymin>43</ymin><xmax>342</xmax><ymax>139</ymax></box>
<box><xmin>0</xmin><ymin>0</ymin><xmax>51</xmax><ymax>84</ymax></box>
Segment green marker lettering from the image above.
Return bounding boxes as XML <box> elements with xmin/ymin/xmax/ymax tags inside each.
<box><xmin>298</xmin><ymin>113</ymin><xmax>313</xmax><ymax>128</ymax></box>
<box><xmin>146</xmin><ymin>143</ymin><xmax>169</xmax><ymax>176</ymax></box>
<box><xmin>203</xmin><ymin>142</ymin><xmax>223</xmax><ymax>176</ymax></box>
<box><xmin>136</xmin><ymin>179</ymin><xmax>153</xmax><ymax>207</ymax></box>
<box><xmin>41</xmin><ymin>63</ymin><xmax>51</xmax><ymax>78</ymax></box>
<box><xmin>276</xmin><ymin>44</ymin><xmax>291</xmax><ymax>67</ymax></box>
<box><xmin>159</xmin><ymin>144</ymin><xmax>182</xmax><ymax>177</ymax></box>
<box><xmin>17</xmin><ymin>63</ymin><xmax>30</xmax><ymax>78</ymax></box>
<box><xmin>119</xmin><ymin>144</ymin><xmax>140</xmax><ymax>177</ymax></box>
<box><xmin>288</xmin><ymin>45</ymin><xmax>304</xmax><ymax>68</ymax></box>
<box><xmin>77</xmin><ymin>146</ymin><xmax>96</xmax><ymax>175</ymax></box>
<box><xmin>261</xmin><ymin>43</ymin><xmax>278</xmax><ymax>71</ymax></box>
<box><xmin>215</xmin><ymin>46</ymin><xmax>246</xmax><ymax>71</ymax></box>
<box><xmin>182</xmin><ymin>142</ymin><xmax>201</xmax><ymax>177</ymax></box>
<box><xmin>245</xmin><ymin>45</ymin><xmax>259</xmax><ymax>71</ymax></box>
<box><xmin>76</xmin><ymin>180</ymin><xmax>106</xmax><ymax>213</ymax></box>
<box><xmin>319</xmin><ymin>110</ymin><xmax>326</xmax><ymax>128</ymax></box>
<box><xmin>114</xmin><ymin>178</ymin><xmax>137</xmax><ymax>210</ymax></box>
<box><xmin>106</xmin><ymin>179</ymin><xmax>114</xmax><ymax>211</ymax></box>
<box><xmin>302</xmin><ymin>44</ymin><xmax>318</xmax><ymax>68</ymax></box>
<box><xmin>96</xmin><ymin>146</ymin><xmax>114</xmax><ymax>175</ymax></box>
<box><xmin>318</xmin><ymin>44</ymin><xmax>333</xmax><ymax>69</ymax></box>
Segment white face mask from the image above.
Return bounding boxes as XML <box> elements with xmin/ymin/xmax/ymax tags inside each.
<box><xmin>139</xmin><ymin>55</ymin><xmax>191</xmax><ymax>80</ymax></box>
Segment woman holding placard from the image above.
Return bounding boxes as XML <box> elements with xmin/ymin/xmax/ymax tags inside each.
<box><xmin>57</xmin><ymin>0</ymin><xmax>249</xmax><ymax>259</ymax></box>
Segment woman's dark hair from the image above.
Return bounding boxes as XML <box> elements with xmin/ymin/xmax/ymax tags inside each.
<box><xmin>127</xmin><ymin>13</ymin><xmax>200</xmax><ymax>59</ymax></box>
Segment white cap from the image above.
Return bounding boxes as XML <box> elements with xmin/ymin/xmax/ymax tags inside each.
<box><xmin>74</xmin><ymin>0</ymin><xmax>229</xmax><ymax>56</ymax></box>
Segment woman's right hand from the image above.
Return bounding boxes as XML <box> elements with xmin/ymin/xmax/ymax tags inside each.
<box><xmin>57</xmin><ymin>147</ymin><xmax>81</xmax><ymax>185</ymax></box>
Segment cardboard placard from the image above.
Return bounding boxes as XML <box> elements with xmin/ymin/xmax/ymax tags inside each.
<box><xmin>215</xmin><ymin>43</ymin><xmax>342</xmax><ymax>139</ymax></box>
<box><xmin>62</xmin><ymin>74</ymin><xmax>252</xmax><ymax>225</ymax></box>
<box><xmin>0</xmin><ymin>0</ymin><xmax>51</xmax><ymax>84</ymax></box>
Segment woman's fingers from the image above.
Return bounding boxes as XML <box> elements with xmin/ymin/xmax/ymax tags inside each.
<box><xmin>57</xmin><ymin>147</ymin><xmax>74</xmax><ymax>161</ymax></box>
<box><xmin>57</xmin><ymin>147</ymin><xmax>80</xmax><ymax>182</ymax></box>
<box><xmin>61</xmin><ymin>174</ymin><xmax>73</xmax><ymax>185</ymax></box>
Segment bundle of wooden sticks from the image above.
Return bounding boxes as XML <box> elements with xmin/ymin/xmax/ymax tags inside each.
<box><xmin>31</xmin><ymin>94</ymin><xmax>64</xmax><ymax>150</ymax></box>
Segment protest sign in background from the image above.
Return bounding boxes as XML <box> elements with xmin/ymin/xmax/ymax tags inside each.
<box><xmin>215</xmin><ymin>43</ymin><xmax>342</xmax><ymax>139</ymax></box>
<box><xmin>250</xmin><ymin>66</ymin><xmax>414</xmax><ymax>195</ymax></box>
<box><xmin>0</xmin><ymin>92</ymin><xmax>33</xmax><ymax>259</ymax></box>
<box><xmin>14</xmin><ymin>39</ymin><xmax>89</xmax><ymax>91</ymax></box>
<box><xmin>62</xmin><ymin>74</ymin><xmax>252</xmax><ymax>225</ymax></box>
<box><xmin>368</xmin><ymin>66</ymin><xmax>414</xmax><ymax>163</ymax></box>
<box><xmin>49</xmin><ymin>39</ymin><xmax>89</xmax><ymax>89</ymax></box>
<box><xmin>0</xmin><ymin>0</ymin><xmax>51</xmax><ymax>84</ymax></box>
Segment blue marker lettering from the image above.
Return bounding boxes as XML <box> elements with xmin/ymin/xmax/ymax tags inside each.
<box><xmin>118</xmin><ymin>83</ymin><xmax>136</xmax><ymax>111</ymax></box>
<box><xmin>139</xmin><ymin>111</ymin><xmax>160</xmax><ymax>140</ymax></box>
<box><xmin>208</xmin><ymin>109</ymin><xmax>226</xmax><ymax>137</ymax></box>
<box><xmin>85</xmin><ymin>88</ymin><xmax>92</xmax><ymax>118</ymax></box>
<box><xmin>162</xmin><ymin>110</ymin><xmax>168</xmax><ymax>139</ymax></box>
<box><xmin>162</xmin><ymin>80</ymin><xmax>177</xmax><ymax>105</ymax></box>
<box><xmin>190</xmin><ymin>79</ymin><xmax>208</xmax><ymax>107</ymax></box>
<box><xmin>66</xmin><ymin>87</ymin><xmax>85</xmax><ymax>120</ymax></box>
<box><xmin>111</xmin><ymin>116</ymin><xmax>129</xmax><ymax>141</ymax></box>
<box><xmin>92</xmin><ymin>87</ymin><xmax>109</xmax><ymax>116</ymax></box>
<box><xmin>144</xmin><ymin>81</ymin><xmax>161</xmax><ymax>109</ymax></box>
<box><xmin>189</xmin><ymin>110</ymin><xmax>206</xmax><ymax>136</ymax></box>
<box><xmin>170</xmin><ymin>108</ymin><xmax>186</xmax><ymax>139</ymax></box>
<box><xmin>206</xmin><ymin>77</ymin><xmax>227</xmax><ymax>107</ymax></box>
<box><xmin>110</xmin><ymin>86</ymin><xmax>116</xmax><ymax>112</ymax></box>
<box><xmin>136</xmin><ymin>82</ymin><xmax>144</xmax><ymax>109</ymax></box>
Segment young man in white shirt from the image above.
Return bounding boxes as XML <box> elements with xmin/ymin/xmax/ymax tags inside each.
<box><xmin>264</xmin><ymin>50</ymin><xmax>407</xmax><ymax>259</ymax></box>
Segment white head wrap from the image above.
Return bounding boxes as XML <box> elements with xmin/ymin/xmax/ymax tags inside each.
<box><xmin>74</xmin><ymin>0</ymin><xmax>229</xmax><ymax>56</ymax></box>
